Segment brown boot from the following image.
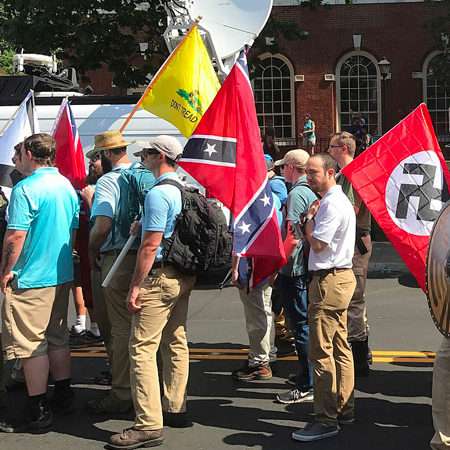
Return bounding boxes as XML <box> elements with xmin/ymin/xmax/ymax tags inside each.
<box><xmin>108</xmin><ymin>427</ymin><xmax>164</xmax><ymax>449</ymax></box>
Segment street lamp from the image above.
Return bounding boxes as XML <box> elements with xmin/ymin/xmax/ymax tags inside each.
<box><xmin>378</xmin><ymin>57</ymin><xmax>391</xmax><ymax>80</ymax></box>
<box><xmin>378</xmin><ymin>57</ymin><xmax>391</xmax><ymax>133</ymax></box>
<box><xmin>139</xmin><ymin>42</ymin><xmax>149</xmax><ymax>60</ymax></box>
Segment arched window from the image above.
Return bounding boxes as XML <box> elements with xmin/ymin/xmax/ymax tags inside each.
<box><xmin>423</xmin><ymin>51</ymin><xmax>450</xmax><ymax>139</ymax></box>
<box><xmin>336</xmin><ymin>51</ymin><xmax>381</xmax><ymax>136</ymax></box>
<box><xmin>252</xmin><ymin>53</ymin><xmax>295</xmax><ymax>143</ymax></box>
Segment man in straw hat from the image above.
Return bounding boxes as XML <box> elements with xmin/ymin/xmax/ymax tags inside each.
<box><xmin>87</xmin><ymin>130</ymin><xmax>135</xmax><ymax>414</ymax></box>
<box><xmin>109</xmin><ymin>135</ymin><xmax>196</xmax><ymax>449</ymax></box>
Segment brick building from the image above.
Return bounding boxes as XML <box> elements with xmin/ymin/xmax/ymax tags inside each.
<box><xmin>87</xmin><ymin>0</ymin><xmax>449</xmax><ymax>153</ymax></box>
<box><xmin>256</xmin><ymin>0</ymin><xmax>449</xmax><ymax>152</ymax></box>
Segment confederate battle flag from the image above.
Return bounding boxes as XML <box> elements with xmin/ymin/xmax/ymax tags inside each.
<box><xmin>179</xmin><ymin>51</ymin><xmax>286</xmax><ymax>287</ymax></box>
<box><xmin>342</xmin><ymin>103</ymin><xmax>450</xmax><ymax>291</ymax></box>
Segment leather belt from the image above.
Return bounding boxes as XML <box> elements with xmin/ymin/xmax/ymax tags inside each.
<box><xmin>310</xmin><ymin>267</ymin><xmax>350</xmax><ymax>277</ymax></box>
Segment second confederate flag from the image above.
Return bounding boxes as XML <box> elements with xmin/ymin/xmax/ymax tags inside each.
<box><xmin>179</xmin><ymin>51</ymin><xmax>286</xmax><ymax>287</ymax></box>
<box><xmin>342</xmin><ymin>103</ymin><xmax>450</xmax><ymax>291</ymax></box>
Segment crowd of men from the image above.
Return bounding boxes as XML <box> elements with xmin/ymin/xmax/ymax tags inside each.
<box><xmin>0</xmin><ymin>129</ymin><xmax>445</xmax><ymax>449</ymax></box>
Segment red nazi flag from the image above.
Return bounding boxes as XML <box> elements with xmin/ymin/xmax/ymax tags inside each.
<box><xmin>342</xmin><ymin>103</ymin><xmax>450</xmax><ymax>291</ymax></box>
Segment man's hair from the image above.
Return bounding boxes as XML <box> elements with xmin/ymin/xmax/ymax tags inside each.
<box><xmin>312</xmin><ymin>153</ymin><xmax>338</xmax><ymax>173</ymax></box>
<box><xmin>330</xmin><ymin>131</ymin><xmax>356</xmax><ymax>157</ymax></box>
<box><xmin>23</xmin><ymin>133</ymin><xmax>55</xmax><ymax>164</ymax></box>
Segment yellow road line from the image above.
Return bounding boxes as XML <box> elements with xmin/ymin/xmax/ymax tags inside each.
<box><xmin>71</xmin><ymin>347</ymin><xmax>436</xmax><ymax>364</ymax></box>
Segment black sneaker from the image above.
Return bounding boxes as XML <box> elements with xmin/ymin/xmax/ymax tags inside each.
<box><xmin>0</xmin><ymin>401</ymin><xmax>53</xmax><ymax>433</ymax></box>
<box><xmin>292</xmin><ymin>422</ymin><xmax>340</xmax><ymax>442</ymax></box>
<box><xmin>70</xmin><ymin>330</ymin><xmax>103</xmax><ymax>348</ymax></box>
<box><xmin>276</xmin><ymin>388</ymin><xmax>313</xmax><ymax>404</ymax></box>
<box><xmin>232</xmin><ymin>363</ymin><xmax>272</xmax><ymax>381</ymax></box>
<box><xmin>51</xmin><ymin>388</ymin><xmax>75</xmax><ymax>415</ymax></box>
<box><xmin>163</xmin><ymin>412</ymin><xmax>192</xmax><ymax>428</ymax></box>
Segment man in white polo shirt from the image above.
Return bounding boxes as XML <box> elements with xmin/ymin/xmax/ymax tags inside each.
<box><xmin>292</xmin><ymin>153</ymin><xmax>356</xmax><ymax>443</ymax></box>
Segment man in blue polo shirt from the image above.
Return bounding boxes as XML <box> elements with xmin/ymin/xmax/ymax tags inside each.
<box><xmin>0</xmin><ymin>133</ymin><xmax>79</xmax><ymax>433</ymax></box>
<box><xmin>109</xmin><ymin>136</ymin><xmax>196</xmax><ymax>449</ymax></box>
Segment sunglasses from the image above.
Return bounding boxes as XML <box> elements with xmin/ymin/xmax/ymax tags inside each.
<box><xmin>328</xmin><ymin>144</ymin><xmax>343</xmax><ymax>149</ymax></box>
<box><xmin>142</xmin><ymin>148</ymin><xmax>160</xmax><ymax>157</ymax></box>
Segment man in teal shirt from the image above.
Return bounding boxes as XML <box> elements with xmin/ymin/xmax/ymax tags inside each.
<box><xmin>0</xmin><ymin>134</ymin><xmax>79</xmax><ymax>433</ymax></box>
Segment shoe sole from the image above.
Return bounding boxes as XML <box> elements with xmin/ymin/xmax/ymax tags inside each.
<box><xmin>106</xmin><ymin>437</ymin><xmax>164</xmax><ymax>449</ymax></box>
<box><xmin>292</xmin><ymin>429</ymin><xmax>339</xmax><ymax>442</ymax></box>
<box><xmin>276</xmin><ymin>394</ymin><xmax>314</xmax><ymax>404</ymax></box>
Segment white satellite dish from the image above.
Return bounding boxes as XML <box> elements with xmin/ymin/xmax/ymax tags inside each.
<box><xmin>188</xmin><ymin>0</ymin><xmax>273</xmax><ymax>60</ymax></box>
<box><xmin>163</xmin><ymin>0</ymin><xmax>273</xmax><ymax>77</ymax></box>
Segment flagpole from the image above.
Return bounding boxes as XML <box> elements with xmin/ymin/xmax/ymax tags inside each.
<box><xmin>120</xmin><ymin>21</ymin><xmax>200</xmax><ymax>133</ymax></box>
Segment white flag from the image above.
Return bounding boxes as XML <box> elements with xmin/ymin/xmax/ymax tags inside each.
<box><xmin>0</xmin><ymin>91</ymin><xmax>39</xmax><ymax>193</ymax></box>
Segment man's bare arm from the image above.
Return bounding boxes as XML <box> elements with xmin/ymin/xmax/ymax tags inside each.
<box><xmin>303</xmin><ymin>219</ymin><xmax>328</xmax><ymax>253</ymax></box>
<box><xmin>1</xmin><ymin>230</ymin><xmax>27</xmax><ymax>276</ymax></box>
<box><xmin>127</xmin><ymin>231</ymin><xmax>163</xmax><ymax>312</ymax></box>
<box><xmin>88</xmin><ymin>216</ymin><xmax>112</xmax><ymax>268</ymax></box>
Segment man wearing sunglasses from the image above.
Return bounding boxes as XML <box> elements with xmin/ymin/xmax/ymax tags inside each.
<box><xmin>328</xmin><ymin>131</ymin><xmax>373</xmax><ymax>377</ymax></box>
<box><xmin>87</xmin><ymin>130</ymin><xmax>135</xmax><ymax>415</ymax></box>
<box><xmin>109</xmin><ymin>136</ymin><xmax>196</xmax><ymax>449</ymax></box>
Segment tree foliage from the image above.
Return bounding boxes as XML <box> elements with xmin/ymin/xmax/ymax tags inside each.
<box><xmin>0</xmin><ymin>0</ymin><xmax>169</xmax><ymax>88</ymax></box>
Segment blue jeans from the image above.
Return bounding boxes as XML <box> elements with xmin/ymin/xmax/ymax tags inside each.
<box><xmin>278</xmin><ymin>273</ymin><xmax>313</xmax><ymax>391</ymax></box>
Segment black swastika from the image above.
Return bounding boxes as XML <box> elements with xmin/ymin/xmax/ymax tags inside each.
<box><xmin>395</xmin><ymin>163</ymin><xmax>449</xmax><ymax>221</ymax></box>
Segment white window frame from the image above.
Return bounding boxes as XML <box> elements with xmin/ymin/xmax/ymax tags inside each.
<box><xmin>253</xmin><ymin>52</ymin><xmax>296</xmax><ymax>144</ymax></box>
<box><xmin>422</xmin><ymin>50</ymin><xmax>449</xmax><ymax>138</ymax></box>
<box><xmin>335</xmin><ymin>50</ymin><xmax>382</xmax><ymax>135</ymax></box>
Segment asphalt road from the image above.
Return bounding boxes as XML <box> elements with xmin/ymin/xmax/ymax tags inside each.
<box><xmin>0</xmin><ymin>273</ymin><xmax>442</xmax><ymax>450</ymax></box>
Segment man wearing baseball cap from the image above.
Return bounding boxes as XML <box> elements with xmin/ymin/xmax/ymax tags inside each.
<box><xmin>109</xmin><ymin>136</ymin><xmax>196</xmax><ymax>449</ymax></box>
<box><xmin>87</xmin><ymin>130</ymin><xmax>135</xmax><ymax>414</ymax></box>
<box><xmin>274</xmin><ymin>149</ymin><xmax>318</xmax><ymax>405</ymax></box>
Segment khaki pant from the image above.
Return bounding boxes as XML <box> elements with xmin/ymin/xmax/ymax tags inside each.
<box><xmin>2</xmin><ymin>283</ymin><xmax>70</xmax><ymax>360</ymax></box>
<box><xmin>348</xmin><ymin>235</ymin><xmax>372</xmax><ymax>342</ymax></box>
<box><xmin>130</xmin><ymin>266</ymin><xmax>195</xmax><ymax>430</ymax></box>
<box><xmin>91</xmin><ymin>269</ymin><xmax>112</xmax><ymax>362</ymax></box>
<box><xmin>431</xmin><ymin>337</ymin><xmax>450</xmax><ymax>449</ymax></box>
<box><xmin>238</xmin><ymin>283</ymin><xmax>276</xmax><ymax>366</ymax></box>
<box><xmin>101</xmin><ymin>251</ymin><xmax>136</xmax><ymax>401</ymax></box>
<box><xmin>308</xmin><ymin>269</ymin><xmax>356</xmax><ymax>425</ymax></box>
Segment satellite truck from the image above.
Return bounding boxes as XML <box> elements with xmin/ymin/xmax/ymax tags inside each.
<box><xmin>0</xmin><ymin>0</ymin><xmax>273</xmax><ymax>160</ymax></box>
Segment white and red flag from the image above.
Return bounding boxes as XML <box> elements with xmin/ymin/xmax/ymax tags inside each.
<box><xmin>179</xmin><ymin>51</ymin><xmax>286</xmax><ymax>287</ymax></box>
<box><xmin>53</xmin><ymin>98</ymin><xmax>86</xmax><ymax>190</ymax></box>
<box><xmin>342</xmin><ymin>103</ymin><xmax>450</xmax><ymax>291</ymax></box>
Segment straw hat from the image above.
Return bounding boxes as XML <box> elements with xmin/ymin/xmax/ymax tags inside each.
<box><xmin>86</xmin><ymin>130</ymin><xmax>130</xmax><ymax>159</ymax></box>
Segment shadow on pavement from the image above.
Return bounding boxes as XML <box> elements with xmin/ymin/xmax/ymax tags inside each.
<box><xmin>187</xmin><ymin>357</ymin><xmax>433</xmax><ymax>450</ymax></box>
<box><xmin>2</xmin><ymin>351</ymin><xmax>433</xmax><ymax>450</ymax></box>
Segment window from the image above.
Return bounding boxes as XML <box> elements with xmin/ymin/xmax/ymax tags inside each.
<box><xmin>336</xmin><ymin>51</ymin><xmax>381</xmax><ymax>136</ymax></box>
<box><xmin>252</xmin><ymin>53</ymin><xmax>295</xmax><ymax>143</ymax></box>
<box><xmin>424</xmin><ymin>52</ymin><xmax>450</xmax><ymax>139</ymax></box>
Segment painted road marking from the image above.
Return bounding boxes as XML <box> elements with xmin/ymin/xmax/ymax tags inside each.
<box><xmin>71</xmin><ymin>347</ymin><xmax>435</xmax><ymax>364</ymax></box>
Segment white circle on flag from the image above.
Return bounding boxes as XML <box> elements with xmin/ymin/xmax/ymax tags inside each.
<box><xmin>385</xmin><ymin>150</ymin><xmax>444</xmax><ymax>236</ymax></box>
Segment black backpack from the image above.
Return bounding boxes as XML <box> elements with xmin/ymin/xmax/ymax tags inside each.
<box><xmin>156</xmin><ymin>179</ymin><xmax>233</xmax><ymax>275</ymax></box>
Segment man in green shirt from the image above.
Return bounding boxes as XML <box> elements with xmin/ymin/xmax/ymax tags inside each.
<box><xmin>328</xmin><ymin>131</ymin><xmax>373</xmax><ymax>376</ymax></box>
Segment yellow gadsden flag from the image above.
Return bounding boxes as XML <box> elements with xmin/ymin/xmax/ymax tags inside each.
<box><xmin>139</xmin><ymin>25</ymin><xmax>220</xmax><ymax>137</ymax></box>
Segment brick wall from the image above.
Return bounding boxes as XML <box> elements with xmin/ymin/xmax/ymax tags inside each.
<box><xmin>271</xmin><ymin>2</ymin><xmax>446</xmax><ymax>146</ymax></box>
